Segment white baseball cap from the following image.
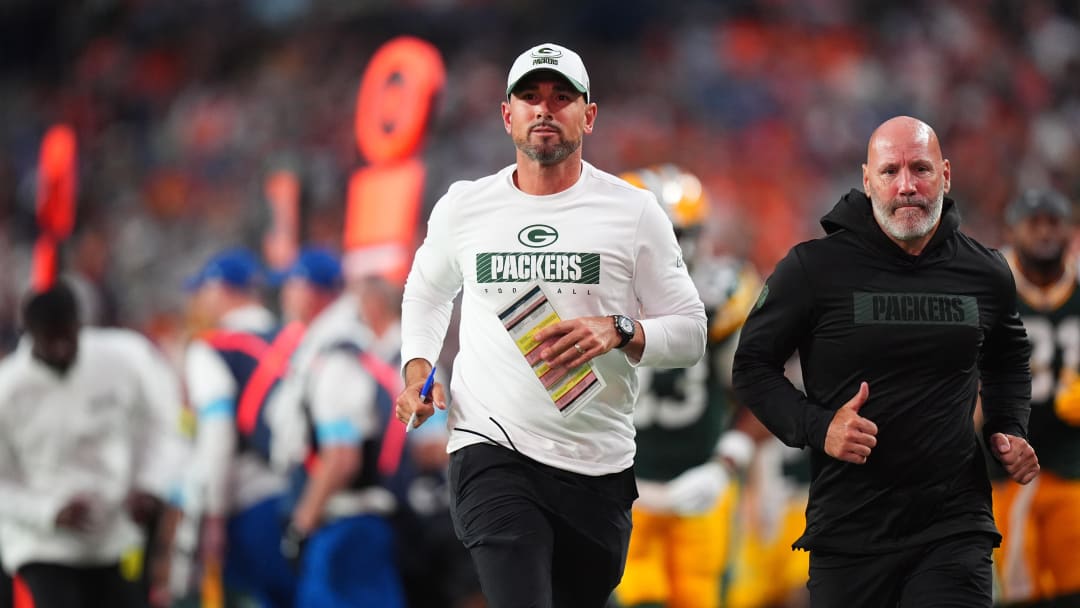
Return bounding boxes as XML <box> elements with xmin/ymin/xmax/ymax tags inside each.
<box><xmin>505</xmin><ymin>43</ymin><xmax>590</xmax><ymax>103</ymax></box>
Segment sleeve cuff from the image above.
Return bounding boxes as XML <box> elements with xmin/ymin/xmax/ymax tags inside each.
<box><xmin>634</xmin><ymin>317</ymin><xmax>706</xmax><ymax>368</ymax></box>
<box><xmin>399</xmin><ymin>350</ymin><xmax>439</xmax><ymax>376</ymax></box>
<box><xmin>315</xmin><ymin>419</ymin><xmax>362</xmax><ymax>446</ymax></box>
<box><xmin>803</xmin><ymin>403</ymin><xmax>835</xmax><ymax>451</ymax></box>
<box><xmin>633</xmin><ymin>318</ymin><xmax>660</xmax><ymax>367</ymax></box>
<box><xmin>982</xmin><ymin>421</ymin><xmax>1027</xmax><ymax>445</ymax></box>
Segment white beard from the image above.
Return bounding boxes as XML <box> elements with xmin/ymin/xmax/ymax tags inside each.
<box><xmin>871</xmin><ymin>189</ymin><xmax>944</xmax><ymax>242</ymax></box>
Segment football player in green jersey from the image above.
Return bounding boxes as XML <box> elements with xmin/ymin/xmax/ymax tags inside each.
<box><xmin>995</xmin><ymin>188</ymin><xmax>1080</xmax><ymax>606</ymax></box>
<box><xmin>614</xmin><ymin>165</ymin><xmax>762</xmax><ymax>608</ymax></box>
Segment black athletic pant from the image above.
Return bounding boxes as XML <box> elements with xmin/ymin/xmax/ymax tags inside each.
<box><xmin>0</xmin><ymin>563</ymin><xmax>11</xmax><ymax>608</ymax></box>
<box><xmin>17</xmin><ymin>562</ymin><xmax>145</xmax><ymax>608</ymax></box>
<box><xmin>999</xmin><ymin>594</ymin><xmax>1080</xmax><ymax>608</ymax></box>
<box><xmin>808</xmin><ymin>532</ymin><xmax>995</xmax><ymax>608</ymax></box>
<box><xmin>449</xmin><ymin>443</ymin><xmax>636</xmax><ymax>608</ymax></box>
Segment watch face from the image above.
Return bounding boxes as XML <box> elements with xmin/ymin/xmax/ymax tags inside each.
<box><xmin>617</xmin><ymin>316</ymin><xmax>634</xmax><ymax>335</ymax></box>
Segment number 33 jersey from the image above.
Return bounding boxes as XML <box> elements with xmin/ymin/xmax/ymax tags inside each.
<box><xmin>1007</xmin><ymin>249</ymin><xmax>1080</xmax><ymax>479</ymax></box>
<box><xmin>633</xmin><ymin>256</ymin><xmax>761</xmax><ymax>482</ymax></box>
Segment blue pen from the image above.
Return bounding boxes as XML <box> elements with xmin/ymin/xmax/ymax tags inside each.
<box><xmin>406</xmin><ymin>365</ymin><xmax>437</xmax><ymax>433</ymax></box>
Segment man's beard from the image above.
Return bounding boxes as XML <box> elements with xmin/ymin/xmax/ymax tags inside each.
<box><xmin>515</xmin><ymin>123</ymin><xmax>580</xmax><ymax>166</ymax></box>
<box><xmin>871</xmin><ymin>189</ymin><xmax>944</xmax><ymax>242</ymax></box>
<box><xmin>1017</xmin><ymin>243</ymin><xmax>1066</xmax><ymax>278</ymax></box>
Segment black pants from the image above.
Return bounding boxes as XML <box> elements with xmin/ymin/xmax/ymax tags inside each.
<box><xmin>0</xmin><ymin>563</ymin><xmax>12</xmax><ymax>608</ymax></box>
<box><xmin>998</xmin><ymin>594</ymin><xmax>1080</xmax><ymax>608</ymax></box>
<box><xmin>17</xmin><ymin>562</ymin><xmax>145</xmax><ymax>608</ymax></box>
<box><xmin>808</xmin><ymin>533</ymin><xmax>995</xmax><ymax>608</ymax></box>
<box><xmin>399</xmin><ymin>508</ymin><xmax>484</xmax><ymax>608</ymax></box>
<box><xmin>449</xmin><ymin>443</ymin><xmax>636</xmax><ymax>608</ymax></box>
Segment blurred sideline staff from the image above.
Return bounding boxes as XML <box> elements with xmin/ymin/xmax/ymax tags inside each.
<box><xmin>269</xmin><ymin>248</ymin><xmax>409</xmax><ymax>607</ymax></box>
<box><xmin>0</xmin><ymin>281</ymin><xmax>184</xmax><ymax>607</ymax></box>
<box><xmin>267</xmin><ymin>246</ymin><xmax>483</xmax><ymax>608</ymax></box>
<box><xmin>179</xmin><ymin>248</ymin><xmax>296</xmax><ymax>606</ymax></box>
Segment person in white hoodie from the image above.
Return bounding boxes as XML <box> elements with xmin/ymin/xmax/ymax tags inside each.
<box><xmin>396</xmin><ymin>42</ymin><xmax>707</xmax><ymax>608</ymax></box>
<box><xmin>0</xmin><ymin>281</ymin><xmax>180</xmax><ymax>607</ymax></box>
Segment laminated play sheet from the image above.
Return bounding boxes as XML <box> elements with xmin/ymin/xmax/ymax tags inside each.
<box><xmin>497</xmin><ymin>283</ymin><xmax>606</xmax><ymax>417</ymax></box>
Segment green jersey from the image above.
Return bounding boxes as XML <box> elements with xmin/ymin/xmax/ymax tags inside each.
<box><xmin>633</xmin><ymin>258</ymin><xmax>760</xmax><ymax>481</ymax></box>
<box><xmin>1008</xmin><ymin>251</ymin><xmax>1080</xmax><ymax>479</ymax></box>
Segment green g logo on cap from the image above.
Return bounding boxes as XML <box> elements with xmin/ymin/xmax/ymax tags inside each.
<box><xmin>518</xmin><ymin>224</ymin><xmax>559</xmax><ymax>248</ymax></box>
<box><xmin>531</xmin><ymin>46</ymin><xmax>563</xmax><ymax>61</ymax></box>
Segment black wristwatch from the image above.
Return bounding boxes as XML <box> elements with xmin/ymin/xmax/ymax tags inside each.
<box><xmin>612</xmin><ymin>314</ymin><xmax>636</xmax><ymax>349</ymax></box>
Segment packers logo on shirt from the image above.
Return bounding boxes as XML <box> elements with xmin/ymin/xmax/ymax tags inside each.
<box><xmin>518</xmin><ymin>224</ymin><xmax>559</xmax><ymax>248</ymax></box>
<box><xmin>477</xmin><ymin>252</ymin><xmax>599</xmax><ymax>283</ymax></box>
<box><xmin>853</xmin><ymin>292</ymin><xmax>978</xmax><ymax>326</ymax></box>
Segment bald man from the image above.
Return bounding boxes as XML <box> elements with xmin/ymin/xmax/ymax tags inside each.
<box><xmin>732</xmin><ymin>116</ymin><xmax>1037</xmax><ymax>607</ymax></box>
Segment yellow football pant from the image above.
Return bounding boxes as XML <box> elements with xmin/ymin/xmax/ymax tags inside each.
<box><xmin>992</xmin><ymin>472</ymin><xmax>1080</xmax><ymax>603</ymax></box>
<box><xmin>616</xmin><ymin>485</ymin><xmax>736</xmax><ymax>608</ymax></box>
<box><xmin>726</xmin><ymin>496</ymin><xmax>808</xmax><ymax>608</ymax></box>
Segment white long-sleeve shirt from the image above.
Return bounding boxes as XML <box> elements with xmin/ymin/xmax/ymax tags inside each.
<box><xmin>0</xmin><ymin>328</ymin><xmax>183</xmax><ymax>573</ymax></box>
<box><xmin>401</xmin><ymin>161</ymin><xmax>706</xmax><ymax>475</ymax></box>
<box><xmin>184</xmin><ymin>305</ymin><xmax>286</xmax><ymax>516</ymax></box>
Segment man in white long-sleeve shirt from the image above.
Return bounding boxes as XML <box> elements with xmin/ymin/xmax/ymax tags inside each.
<box><xmin>395</xmin><ymin>43</ymin><xmax>707</xmax><ymax>608</ymax></box>
<box><xmin>0</xmin><ymin>281</ymin><xmax>179</xmax><ymax>607</ymax></box>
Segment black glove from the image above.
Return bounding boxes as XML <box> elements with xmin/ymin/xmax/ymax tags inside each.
<box><xmin>280</xmin><ymin>522</ymin><xmax>308</xmax><ymax>570</ymax></box>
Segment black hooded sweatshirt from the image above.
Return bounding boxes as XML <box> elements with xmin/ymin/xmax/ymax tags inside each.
<box><xmin>732</xmin><ymin>190</ymin><xmax>1031</xmax><ymax>554</ymax></box>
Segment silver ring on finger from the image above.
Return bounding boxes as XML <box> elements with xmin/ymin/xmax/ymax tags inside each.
<box><xmin>574</xmin><ymin>343</ymin><xmax>584</xmax><ymax>355</ymax></box>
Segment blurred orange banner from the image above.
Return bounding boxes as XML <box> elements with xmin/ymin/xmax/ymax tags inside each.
<box><xmin>346</xmin><ymin>36</ymin><xmax>445</xmax><ymax>286</ymax></box>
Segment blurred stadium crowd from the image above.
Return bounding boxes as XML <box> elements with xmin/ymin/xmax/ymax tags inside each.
<box><xmin>3</xmin><ymin>0</ymin><xmax>1080</xmax><ymax>350</ymax></box>
<box><xmin>2</xmin><ymin>1</ymin><xmax>1080</xmax><ymax>607</ymax></box>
